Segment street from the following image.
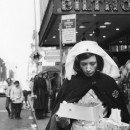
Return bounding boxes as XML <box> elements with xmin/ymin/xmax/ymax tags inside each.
<box><xmin>0</xmin><ymin>97</ymin><xmax>37</xmax><ymax>130</ymax></box>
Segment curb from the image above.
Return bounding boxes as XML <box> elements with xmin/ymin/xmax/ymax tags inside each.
<box><xmin>28</xmin><ymin>96</ymin><xmax>41</xmax><ymax>130</ymax></box>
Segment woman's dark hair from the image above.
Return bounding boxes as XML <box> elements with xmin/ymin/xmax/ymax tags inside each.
<box><xmin>73</xmin><ymin>52</ymin><xmax>104</xmax><ymax>73</ymax></box>
<box><xmin>14</xmin><ymin>80</ymin><xmax>19</xmax><ymax>85</ymax></box>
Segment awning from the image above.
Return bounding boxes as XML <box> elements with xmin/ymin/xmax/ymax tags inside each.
<box><xmin>42</xmin><ymin>66</ymin><xmax>60</xmax><ymax>72</ymax></box>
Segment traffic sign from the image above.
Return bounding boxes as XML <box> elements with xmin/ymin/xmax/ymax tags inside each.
<box><xmin>30</xmin><ymin>50</ymin><xmax>43</xmax><ymax>63</ymax></box>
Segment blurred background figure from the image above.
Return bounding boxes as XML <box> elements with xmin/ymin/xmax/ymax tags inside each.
<box><xmin>43</xmin><ymin>72</ymin><xmax>50</xmax><ymax>116</ymax></box>
<box><xmin>33</xmin><ymin>72</ymin><xmax>48</xmax><ymax>119</ymax></box>
<box><xmin>10</xmin><ymin>81</ymin><xmax>23</xmax><ymax>119</ymax></box>
<box><xmin>50</xmin><ymin>73</ymin><xmax>60</xmax><ymax>111</ymax></box>
<box><xmin>29</xmin><ymin>77</ymin><xmax>34</xmax><ymax>96</ymax></box>
<box><xmin>4</xmin><ymin>78</ymin><xmax>13</xmax><ymax>118</ymax></box>
<box><xmin>22</xmin><ymin>80</ymin><xmax>31</xmax><ymax>109</ymax></box>
<box><xmin>117</xmin><ymin>61</ymin><xmax>130</xmax><ymax>113</ymax></box>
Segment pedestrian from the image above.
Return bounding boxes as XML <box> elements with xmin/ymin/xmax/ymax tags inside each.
<box><xmin>45</xmin><ymin>40</ymin><xmax>130</xmax><ymax>130</ymax></box>
<box><xmin>22</xmin><ymin>80</ymin><xmax>31</xmax><ymax>108</ymax></box>
<box><xmin>4</xmin><ymin>78</ymin><xmax>13</xmax><ymax>118</ymax></box>
<box><xmin>29</xmin><ymin>77</ymin><xmax>34</xmax><ymax>96</ymax></box>
<box><xmin>10</xmin><ymin>80</ymin><xmax>23</xmax><ymax>119</ymax></box>
<box><xmin>50</xmin><ymin>73</ymin><xmax>60</xmax><ymax>110</ymax></box>
<box><xmin>43</xmin><ymin>71</ymin><xmax>50</xmax><ymax>116</ymax></box>
<box><xmin>33</xmin><ymin>72</ymin><xmax>49</xmax><ymax>119</ymax></box>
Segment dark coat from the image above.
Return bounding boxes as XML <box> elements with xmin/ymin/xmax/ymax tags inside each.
<box><xmin>33</xmin><ymin>77</ymin><xmax>49</xmax><ymax>110</ymax></box>
<box><xmin>46</xmin><ymin>72</ymin><xmax>130</xmax><ymax>130</ymax></box>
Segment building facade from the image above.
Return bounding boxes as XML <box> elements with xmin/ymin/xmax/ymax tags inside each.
<box><xmin>39</xmin><ymin>0</ymin><xmax>130</xmax><ymax>65</ymax></box>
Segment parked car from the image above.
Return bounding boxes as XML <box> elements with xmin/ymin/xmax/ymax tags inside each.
<box><xmin>0</xmin><ymin>84</ymin><xmax>6</xmax><ymax>97</ymax></box>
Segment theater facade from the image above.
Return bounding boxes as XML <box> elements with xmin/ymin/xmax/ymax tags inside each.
<box><xmin>39</xmin><ymin>0</ymin><xmax>130</xmax><ymax>65</ymax></box>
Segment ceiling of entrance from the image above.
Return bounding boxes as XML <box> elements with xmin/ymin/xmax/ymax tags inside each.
<box><xmin>42</xmin><ymin>14</ymin><xmax>130</xmax><ymax>48</ymax></box>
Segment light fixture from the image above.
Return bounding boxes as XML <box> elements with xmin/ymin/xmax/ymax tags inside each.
<box><xmin>103</xmin><ymin>35</ymin><xmax>106</xmax><ymax>38</ymax></box>
<box><xmin>99</xmin><ymin>25</ymin><xmax>106</xmax><ymax>28</ymax></box>
<box><xmin>104</xmin><ymin>22</ymin><xmax>111</xmax><ymax>25</ymax></box>
<box><xmin>116</xmin><ymin>28</ymin><xmax>120</xmax><ymax>31</ymax></box>
<box><xmin>79</xmin><ymin>26</ymin><xmax>86</xmax><ymax>29</ymax></box>
<box><xmin>52</xmin><ymin>36</ymin><xmax>56</xmax><ymax>38</ymax></box>
<box><xmin>89</xmin><ymin>33</ymin><xmax>93</xmax><ymax>36</ymax></box>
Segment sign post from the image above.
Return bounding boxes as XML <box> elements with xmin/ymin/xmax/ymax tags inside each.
<box><xmin>59</xmin><ymin>23</ymin><xmax>63</xmax><ymax>85</ymax></box>
<box><xmin>60</xmin><ymin>14</ymin><xmax>76</xmax><ymax>85</ymax></box>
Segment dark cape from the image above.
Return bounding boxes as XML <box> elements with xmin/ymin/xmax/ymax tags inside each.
<box><xmin>46</xmin><ymin>72</ymin><xmax>130</xmax><ymax>130</ymax></box>
<box><xmin>33</xmin><ymin>77</ymin><xmax>49</xmax><ymax>110</ymax></box>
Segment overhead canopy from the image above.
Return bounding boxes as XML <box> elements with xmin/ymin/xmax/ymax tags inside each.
<box><xmin>39</xmin><ymin>0</ymin><xmax>130</xmax><ymax>48</ymax></box>
<box><xmin>42</xmin><ymin>66</ymin><xmax>60</xmax><ymax>72</ymax></box>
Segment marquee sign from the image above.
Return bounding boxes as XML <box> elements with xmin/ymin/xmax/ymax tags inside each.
<box><xmin>58</xmin><ymin>0</ymin><xmax>130</xmax><ymax>14</ymax></box>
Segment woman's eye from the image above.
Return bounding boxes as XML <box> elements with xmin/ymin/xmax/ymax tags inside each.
<box><xmin>90</xmin><ymin>63</ymin><xmax>95</xmax><ymax>66</ymax></box>
<box><xmin>80</xmin><ymin>63</ymin><xmax>86</xmax><ymax>66</ymax></box>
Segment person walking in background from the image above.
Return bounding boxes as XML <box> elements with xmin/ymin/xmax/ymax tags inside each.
<box><xmin>29</xmin><ymin>77</ymin><xmax>34</xmax><ymax>96</ymax></box>
<box><xmin>22</xmin><ymin>80</ymin><xmax>31</xmax><ymax>109</ymax></box>
<box><xmin>50</xmin><ymin>73</ymin><xmax>60</xmax><ymax>111</ymax></box>
<box><xmin>10</xmin><ymin>81</ymin><xmax>23</xmax><ymax>119</ymax></box>
<box><xmin>43</xmin><ymin>72</ymin><xmax>50</xmax><ymax>116</ymax></box>
<box><xmin>33</xmin><ymin>72</ymin><xmax>48</xmax><ymax>119</ymax></box>
<box><xmin>4</xmin><ymin>78</ymin><xmax>13</xmax><ymax>118</ymax></box>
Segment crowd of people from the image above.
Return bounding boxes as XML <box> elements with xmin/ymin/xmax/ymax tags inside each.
<box><xmin>4</xmin><ymin>71</ymin><xmax>60</xmax><ymax>120</ymax></box>
<box><xmin>4</xmin><ymin>78</ymin><xmax>24</xmax><ymax>119</ymax></box>
<box><xmin>31</xmin><ymin>71</ymin><xmax>60</xmax><ymax>119</ymax></box>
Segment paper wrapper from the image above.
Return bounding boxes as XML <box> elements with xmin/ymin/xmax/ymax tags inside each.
<box><xmin>109</xmin><ymin>109</ymin><xmax>121</xmax><ymax>123</ymax></box>
<box><xmin>56</xmin><ymin>103</ymin><xmax>102</xmax><ymax>125</ymax></box>
<box><xmin>71</xmin><ymin>121</ymin><xmax>97</xmax><ymax>130</ymax></box>
<box><xmin>98</xmin><ymin>118</ymin><xmax>129</xmax><ymax>130</ymax></box>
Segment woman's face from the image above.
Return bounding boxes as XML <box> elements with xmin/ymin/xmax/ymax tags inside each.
<box><xmin>79</xmin><ymin>55</ymin><xmax>97</xmax><ymax>77</ymax></box>
<box><xmin>15</xmin><ymin>83</ymin><xmax>19</xmax><ymax>87</ymax></box>
<box><xmin>43</xmin><ymin>73</ymin><xmax>47</xmax><ymax>78</ymax></box>
<box><xmin>38</xmin><ymin>73</ymin><xmax>42</xmax><ymax>78</ymax></box>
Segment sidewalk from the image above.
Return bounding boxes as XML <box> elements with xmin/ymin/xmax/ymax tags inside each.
<box><xmin>28</xmin><ymin>96</ymin><xmax>51</xmax><ymax>130</ymax></box>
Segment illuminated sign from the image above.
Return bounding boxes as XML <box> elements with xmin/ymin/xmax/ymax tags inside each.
<box><xmin>60</xmin><ymin>0</ymin><xmax>130</xmax><ymax>13</ymax></box>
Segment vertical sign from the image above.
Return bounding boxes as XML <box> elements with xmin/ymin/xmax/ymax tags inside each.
<box><xmin>61</xmin><ymin>14</ymin><xmax>76</xmax><ymax>44</ymax></box>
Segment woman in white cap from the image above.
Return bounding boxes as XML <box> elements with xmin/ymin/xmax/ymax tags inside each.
<box><xmin>45</xmin><ymin>41</ymin><xmax>130</xmax><ymax>130</ymax></box>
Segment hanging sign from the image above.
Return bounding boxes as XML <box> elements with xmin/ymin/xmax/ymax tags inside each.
<box><xmin>44</xmin><ymin>49</ymin><xmax>60</xmax><ymax>62</ymax></box>
<box><xmin>61</xmin><ymin>14</ymin><xmax>76</xmax><ymax>44</ymax></box>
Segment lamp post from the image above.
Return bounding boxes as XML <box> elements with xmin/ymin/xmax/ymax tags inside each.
<box><xmin>33</xmin><ymin>0</ymin><xmax>38</xmax><ymax>74</ymax></box>
<box><xmin>34</xmin><ymin>0</ymin><xmax>38</xmax><ymax>50</ymax></box>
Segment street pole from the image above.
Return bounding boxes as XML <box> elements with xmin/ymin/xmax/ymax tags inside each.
<box><xmin>59</xmin><ymin>23</ymin><xmax>63</xmax><ymax>85</ymax></box>
<box><xmin>34</xmin><ymin>0</ymin><xmax>38</xmax><ymax>74</ymax></box>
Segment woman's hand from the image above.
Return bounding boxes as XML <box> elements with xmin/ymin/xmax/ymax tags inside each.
<box><xmin>56</xmin><ymin>115</ymin><xmax>70</xmax><ymax>128</ymax></box>
<box><xmin>127</xmin><ymin>123</ymin><xmax>130</xmax><ymax>130</ymax></box>
<box><xmin>34</xmin><ymin>95</ymin><xmax>37</xmax><ymax>99</ymax></box>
